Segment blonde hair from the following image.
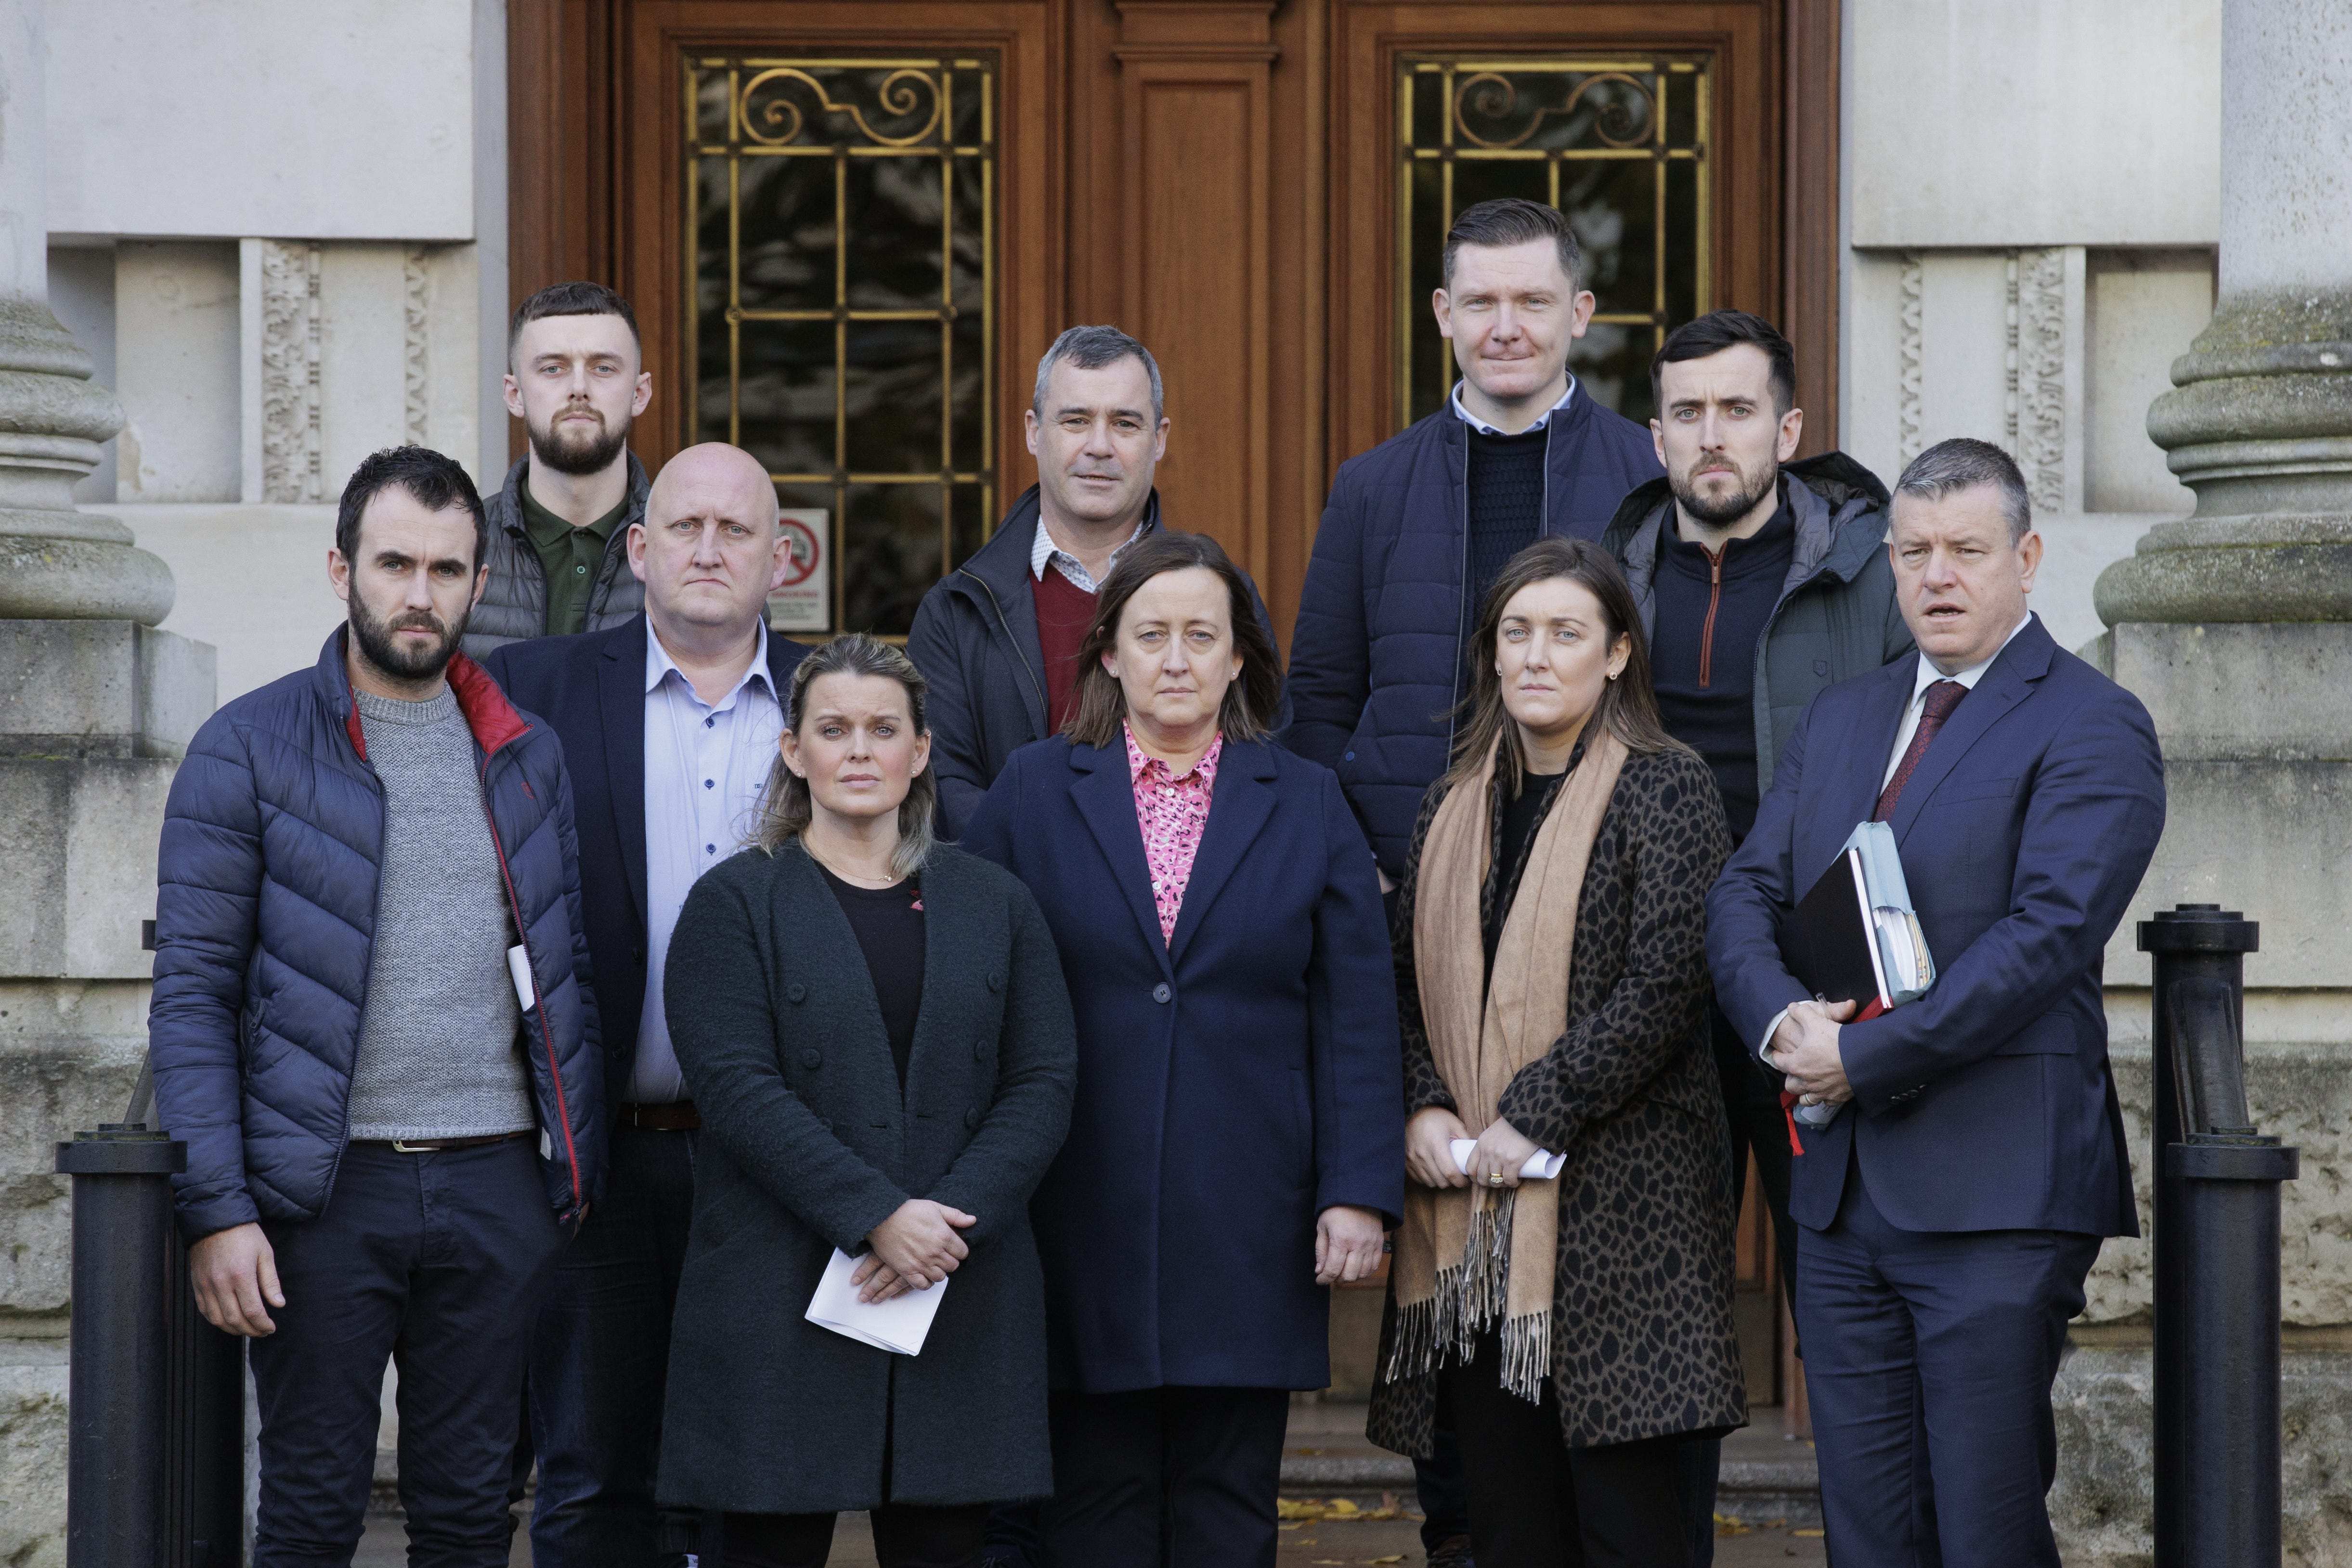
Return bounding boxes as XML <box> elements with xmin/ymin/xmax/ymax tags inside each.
<box><xmin>749</xmin><ymin>634</ymin><xmax>938</xmax><ymax>879</ymax></box>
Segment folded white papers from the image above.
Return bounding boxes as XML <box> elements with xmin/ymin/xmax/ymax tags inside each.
<box><xmin>805</xmin><ymin>1247</ymin><xmax>948</xmax><ymax>1355</ymax></box>
<box><xmin>1449</xmin><ymin>1140</ymin><xmax>1566</xmax><ymax>1181</ymax></box>
<box><xmin>507</xmin><ymin>943</ymin><xmax>537</xmax><ymax>1011</ymax></box>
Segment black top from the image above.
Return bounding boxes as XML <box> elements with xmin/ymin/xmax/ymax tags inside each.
<box><xmin>1648</xmin><ymin>486</ymin><xmax>1796</xmax><ymax>845</ymax></box>
<box><xmin>1465</xmin><ymin>424</ymin><xmax>1550</xmax><ymax>613</ymax></box>
<box><xmin>1481</xmin><ymin>748</ymin><xmax>1582</xmax><ymax>984</ymax></box>
<box><xmin>818</xmin><ymin>863</ymin><xmax>927</xmax><ymax>1088</ymax></box>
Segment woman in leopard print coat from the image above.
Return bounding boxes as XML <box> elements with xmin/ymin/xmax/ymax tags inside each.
<box><xmin>1366</xmin><ymin>539</ymin><xmax>1746</xmax><ymax>1560</ymax></box>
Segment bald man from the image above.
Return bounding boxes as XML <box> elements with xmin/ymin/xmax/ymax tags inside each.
<box><xmin>481</xmin><ymin>442</ymin><xmax>808</xmax><ymax>1566</ymax></box>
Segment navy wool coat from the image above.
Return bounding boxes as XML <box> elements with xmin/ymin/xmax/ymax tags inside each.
<box><xmin>656</xmin><ymin>842</ymin><xmax>1078</xmax><ymax>1514</ymax></box>
<box><xmin>962</xmin><ymin>735</ymin><xmax>1406</xmax><ymax>1393</ymax></box>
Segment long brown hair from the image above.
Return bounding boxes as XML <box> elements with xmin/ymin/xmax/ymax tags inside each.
<box><xmin>1441</xmin><ymin>536</ymin><xmax>1685</xmax><ymax>794</ymax></box>
<box><xmin>749</xmin><ymin>633</ymin><xmax>939</xmax><ymax>879</ymax></box>
<box><xmin>1063</xmin><ymin>530</ymin><xmax>1283</xmax><ymax>748</ymax></box>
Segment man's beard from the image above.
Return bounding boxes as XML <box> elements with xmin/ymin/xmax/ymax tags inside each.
<box><xmin>529</xmin><ymin>403</ymin><xmax>631</xmax><ymax>477</ymax></box>
<box><xmin>1670</xmin><ymin>454</ymin><xmax>1777</xmax><ymax>530</ymax></box>
<box><xmin>350</xmin><ymin>593</ymin><xmax>468</xmax><ymax>685</ymax></box>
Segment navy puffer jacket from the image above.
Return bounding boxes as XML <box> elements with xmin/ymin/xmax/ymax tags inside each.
<box><xmin>1282</xmin><ymin>392</ymin><xmax>1662</xmax><ymax>877</ymax></box>
<box><xmin>149</xmin><ymin>628</ymin><xmax>604</xmax><ymax>1240</ymax></box>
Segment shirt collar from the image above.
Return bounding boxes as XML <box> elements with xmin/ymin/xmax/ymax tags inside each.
<box><xmin>645</xmin><ymin>619</ymin><xmax>778</xmax><ymax>709</ymax></box>
<box><xmin>519</xmin><ymin>475</ymin><xmax>630</xmax><ymax>550</ymax></box>
<box><xmin>1032</xmin><ymin>514</ymin><xmax>1153</xmax><ymax>583</ymax></box>
<box><xmin>1911</xmin><ymin>613</ymin><xmax>2033</xmax><ymax>704</ymax></box>
<box><xmin>1450</xmin><ymin>376</ymin><xmax>1579</xmax><ymax>438</ymax></box>
<box><xmin>1124</xmin><ymin>721</ymin><xmax>1223</xmax><ymax>788</ymax></box>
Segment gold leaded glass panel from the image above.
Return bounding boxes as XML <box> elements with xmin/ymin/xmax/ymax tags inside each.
<box><xmin>1400</xmin><ymin>57</ymin><xmax>1712</xmax><ymax>430</ymax></box>
<box><xmin>689</xmin><ymin>56</ymin><xmax>997</xmax><ymax>636</ymax></box>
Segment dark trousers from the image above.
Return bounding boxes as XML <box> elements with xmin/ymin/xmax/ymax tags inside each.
<box><xmin>1796</xmin><ymin>1159</ymin><xmax>2100</xmax><ymax>1568</ymax></box>
<box><xmin>1414</xmin><ymin>1398</ymin><xmax>1473</xmax><ymax>1554</ymax></box>
<box><xmin>1676</xmin><ymin>1001</ymin><xmax>1801</xmax><ymax>1567</ymax></box>
<box><xmin>1445</xmin><ymin>1333</ymin><xmax>1690</xmax><ymax>1568</ymax></box>
<box><xmin>523</xmin><ymin>1122</ymin><xmax>697</xmax><ymax>1566</ymax></box>
<box><xmin>1040</xmin><ymin>1386</ymin><xmax>1290</xmax><ymax>1568</ymax></box>
<box><xmin>248</xmin><ymin>1138</ymin><xmax>562</xmax><ymax>1568</ymax></box>
<box><xmin>716</xmin><ymin>1505</ymin><xmax>989</xmax><ymax>1568</ymax></box>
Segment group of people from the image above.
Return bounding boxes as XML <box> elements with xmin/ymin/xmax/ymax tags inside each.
<box><xmin>147</xmin><ymin>195</ymin><xmax>2167</xmax><ymax>1568</ymax></box>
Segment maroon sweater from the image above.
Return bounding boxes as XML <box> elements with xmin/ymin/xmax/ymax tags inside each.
<box><xmin>1032</xmin><ymin>566</ymin><xmax>1098</xmax><ymax>733</ymax></box>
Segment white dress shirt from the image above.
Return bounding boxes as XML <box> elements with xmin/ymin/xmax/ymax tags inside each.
<box><xmin>631</xmin><ymin>623</ymin><xmax>785</xmax><ymax>1103</ymax></box>
<box><xmin>1449</xmin><ymin>376</ymin><xmax>1579</xmax><ymax>436</ymax></box>
<box><xmin>1031</xmin><ymin>516</ymin><xmax>1151</xmax><ymax>595</ymax></box>
<box><xmin>1759</xmin><ymin>612</ymin><xmax>2036</xmax><ymax>1078</ymax></box>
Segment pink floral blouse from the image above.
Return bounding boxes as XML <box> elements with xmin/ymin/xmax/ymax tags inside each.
<box><xmin>1126</xmin><ymin>722</ymin><xmax>1222</xmax><ymax>946</ymax></box>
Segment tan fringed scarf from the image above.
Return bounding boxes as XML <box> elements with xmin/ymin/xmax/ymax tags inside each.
<box><xmin>1389</xmin><ymin>727</ymin><xmax>1626</xmax><ymax>1401</ymax></box>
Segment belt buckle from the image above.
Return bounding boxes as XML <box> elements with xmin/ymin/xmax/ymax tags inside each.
<box><xmin>390</xmin><ymin>1139</ymin><xmax>435</xmax><ymax>1153</ymax></box>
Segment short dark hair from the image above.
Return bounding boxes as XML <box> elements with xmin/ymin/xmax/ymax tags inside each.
<box><xmin>1652</xmin><ymin>310</ymin><xmax>1798</xmax><ymax>415</ymax></box>
<box><xmin>1441</xmin><ymin>198</ymin><xmax>1584</xmax><ymax>293</ymax></box>
<box><xmin>336</xmin><ymin>446</ymin><xmax>490</xmax><ymax>573</ymax></box>
<box><xmin>507</xmin><ymin>281</ymin><xmax>641</xmax><ymax>368</ymax></box>
<box><xmin>1033</xmin><ymin>324</ymin><xmax>1164</xmax><ymax>424</ymax></box>
<box><xmin>1065</xmin><ymin>531</ymin><xmax>1283</xmax><ymax>748</ymax></box>
<box><xmin>1894</xmin><ymin>438</ymin><xmax>2033</xmax><ymax>541</ymax></box>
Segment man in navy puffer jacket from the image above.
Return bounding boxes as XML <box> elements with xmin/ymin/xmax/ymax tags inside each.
<box><xmin>150</xmin><ymin>445</ymin><xmax>603</xmax><ymax>1566</ymax></box>
<box><xmin>1285</xmin><ymin>198</ymin><xmax>1663</xmax><ymax>885</ymax></box>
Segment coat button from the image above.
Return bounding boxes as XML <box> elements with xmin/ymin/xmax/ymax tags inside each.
<box><xmin>974</xmin><ymin>1040</ymin><xmax>987</xmax><ymax>1062</ymax></box>
<box><xmin>802</xmin><ymin>1048</ymin><xmax>821</xmax><ymax>1069</ymax></box>
<box><xmin>1152</xmin><ymin>982</ymin><xmax>1171</xmax><ymax>1004</ymax></box>
<box><xmin>964</xmin><ymin>1108</ymin><xmax>980</xmax><ymax>1129</ymax></box>
<box><xmin>819</xmin><ymin>1117</ymin><xmax>833</xmax><ymax>1132</ymax></box>
<box><xmin>987</xmin><ymin>971</ymin><xmax>1006</xmax><ymax>993</ymax></box>
<box><xmin>787</xmin><ymin>984</ymin><xmax>807</xmax><ymax>1004</ymax></box>
<box><xmin>1343</xmin><ymin>751</ymin><xmax>1354</xmax><ymax>762</ymax></box>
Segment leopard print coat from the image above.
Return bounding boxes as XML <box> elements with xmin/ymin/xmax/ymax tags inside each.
<box><xmin>1366</xmin><ymin>744</ymin><xmax>1748</xmax><ymax>1454</ymax></box>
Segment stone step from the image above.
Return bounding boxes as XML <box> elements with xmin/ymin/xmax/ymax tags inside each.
<box><xmin>1276</xmin><ymin>1440</ymin><xmax>1821</xmax><ymax>1527</ymax></box>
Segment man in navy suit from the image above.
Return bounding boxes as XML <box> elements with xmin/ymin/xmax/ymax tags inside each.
<box><xmin>1707</xmin><ymin>438</ymin><xmax>2164</xmax><ymax>1567</ymax></box>
<box><xmin>481</xmin><ymin>443</ymin><xmax>808</xmax><ymax>1566</ymax></box>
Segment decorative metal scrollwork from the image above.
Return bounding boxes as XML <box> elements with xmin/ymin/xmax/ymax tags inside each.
<box><xmin>1453</xmin><ymin>71</ymin><xmax>1656</xmax><ymax>151</ymax></box>
<box><xmin>738</xmin><ymin>66</ymin><xmax>945</xmax><ymax>148</ymax></box>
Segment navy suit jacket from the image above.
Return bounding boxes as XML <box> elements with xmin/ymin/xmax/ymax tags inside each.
<box><xmin>481</xmin><ymin>615</ymin><xmax>810</xmax><ymax>1107</ymax></box>
<box><xmin>1706</xmin><ymin>615</ymin><xmax>2163</xmax><ymax>1238</ymax></box>
<box><xmin>962</xmin><ymin>734</ymin><xmax>1405</xmax><ymax>1393</ymax></box>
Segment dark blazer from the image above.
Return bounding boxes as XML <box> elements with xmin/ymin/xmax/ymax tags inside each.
<box><xmin>479</xmin><ymin>615</ymin><xmax>809</xmax><ymax>1105</ymax></box>
<box><xmin>1706</xmin><ymin>615</ymin><xmax>2165</xmax><ymax>1237</ymax></box>
<box><xmin>655</xmin><ymin>842</ymin><xmax>1078</xmax><ymax>1514</ymax></box>
<box><xmin>1283</xmin><ymin>395</ymin><xmax>1664</xmax><ymax>878</ymax></box>
<box><xmin>905</xmin><ymin>486</ymin><xmax>1289</xmax><ymax>837</ymax></box>
<box><xmin>962</xmin><ymin>734</ymin><xmax>1405</xmax><ymax>1394</ymax></box>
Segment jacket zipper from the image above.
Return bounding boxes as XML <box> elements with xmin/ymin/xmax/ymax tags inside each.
<box><xmin>962</xmin><ymin>567</ymin><xmax>1050</xmax><ymax>740</ymax></box>
<box><xmin>1698</xmin><ymin>544</ymin><xmax>1726</xmax><ymax>688</ymax></box>
<box><xmin>477</xmin><ymin>736</ymin><xmax>584</xmax><ymax>1214</ymax></box>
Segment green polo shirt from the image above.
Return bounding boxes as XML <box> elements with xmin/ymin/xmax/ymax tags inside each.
<box><xmin>520</xmin><ymin>479</ymin><xmax>630</xmax><ymax>637</ymax></box>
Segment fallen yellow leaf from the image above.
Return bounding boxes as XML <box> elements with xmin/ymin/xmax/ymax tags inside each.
<box><xmin>1793</xmin><ymin>1528</ymin><xmax>1825</xmax><ymax>1538</ymax></box>
<box><xmin>1369</xmin><ymin>1557</ymin><xmax>1407</xmax><ymax>1564</ymax></box>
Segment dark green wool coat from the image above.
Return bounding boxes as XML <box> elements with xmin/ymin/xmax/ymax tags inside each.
<box><xmin>654</xmin><ymin>841</ymin><xmax>1078</xmax><ymax>1515</ymax></box>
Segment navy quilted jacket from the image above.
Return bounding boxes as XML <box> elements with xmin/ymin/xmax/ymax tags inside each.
<box><xmin>1282</xmin><ymin>393</ymin><xmax>1663</xmax><ymax>876</ymax></box>
<box><xmin>149</xmin><ymin>628</ymin><xmax>604</xmax><ymax>1240</ymax></box>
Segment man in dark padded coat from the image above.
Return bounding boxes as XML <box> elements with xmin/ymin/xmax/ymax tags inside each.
<box><xmin>150</xmin><ymin>445</ymin><xmax>602</xmax><ymax>1565</ymax></box>
<box><xmin>1283</xmin><ymin>194</ymin><xmax>1661</xmax><ymax>1568</ymax></box>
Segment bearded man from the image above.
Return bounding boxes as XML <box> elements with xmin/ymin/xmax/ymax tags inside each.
<box><xmin>1600</xmin><ymin>308</ymin><xmax>1912</xmax><ymax>1563</ymax></box>
<box><xmin>465</xmin><ymin>281</ymin><xmax>657</xmax><ymax>656</ymax></box>
<box><xmin>149</xmin><ymin>444</ymin><xmax>602</xmax><ymax>1566</ymax></box>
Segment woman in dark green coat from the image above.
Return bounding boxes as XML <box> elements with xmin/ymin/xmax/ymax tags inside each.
<box><xmin>657</xmin><ymin>634</ymin><xmax>1079</xmax><ymax>1568</ymax></box>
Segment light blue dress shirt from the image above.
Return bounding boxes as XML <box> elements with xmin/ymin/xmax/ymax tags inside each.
<box><xmin>632</xmin><ymin>623</ymin><xmax>786</xmax><ymax>1103</ymax></box>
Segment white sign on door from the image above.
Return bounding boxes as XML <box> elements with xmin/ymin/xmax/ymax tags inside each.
<box><xmin>769</xmin><ymin>508</ymin><xmax>830</xmax><ymax>633</ymax></box>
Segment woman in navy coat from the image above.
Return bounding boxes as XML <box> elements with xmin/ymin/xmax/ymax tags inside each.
<box><xmin>963</xmin><ymin>530</ymin><xmax>1405</xmax><ymax>1568</ymax></box>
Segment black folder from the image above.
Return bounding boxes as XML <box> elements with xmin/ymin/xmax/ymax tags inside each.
<box><xmin>1779</xmin><ymin>845</ymin><xmax>1894</xmax><ymax>1023</ymax></box>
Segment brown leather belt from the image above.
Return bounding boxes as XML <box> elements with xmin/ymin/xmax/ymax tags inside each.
<box><xmin>368</xmin><ymin>1130</ymin><xmax>534</xmax><ymax>1154</ymax></box>
<box><xmin>622</xmin><ymin>1101</ymin><xmax>701</xmax><ymax>1132</ymax></box>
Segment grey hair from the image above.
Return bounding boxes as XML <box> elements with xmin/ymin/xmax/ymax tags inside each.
<box><xmin>1032</xmin><ymin>324</ymin><xmax>1164</xmax><ymax>424</ymax></box>
<box><xmin>749</xmin><ymin>634</ymin><xmax>938</xmax><ymax>880</ymax></box>
<box><xmin>1894</xmin><ymin>438</ymin><xmax>2033</xmax><ymax>541</ymax></box>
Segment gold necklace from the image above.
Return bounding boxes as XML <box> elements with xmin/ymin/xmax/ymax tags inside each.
<box><xmin>805</xmin><ymin>840</ymin><xmax>900</xmax><ymax>888</ymax></box>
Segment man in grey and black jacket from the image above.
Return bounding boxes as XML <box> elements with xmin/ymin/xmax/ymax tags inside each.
<box><xmin>464</xmin><ymin>282</ymin><xmax>654</xmax><ymax>658</ymax></box>
<box><xmin>1602</xmin><ymin>308</ymin><xmax>1912</xmax><ymax>1566</ymax></box>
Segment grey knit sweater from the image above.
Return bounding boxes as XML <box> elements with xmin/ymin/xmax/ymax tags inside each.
<box><xmin>347</xmin><ymin>686</ymin><xmax>536</xmax><ymax>1141</ymax></box>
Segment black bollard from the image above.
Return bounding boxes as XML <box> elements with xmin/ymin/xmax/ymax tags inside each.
<box><xmin>2141</xmin><ymin>904</ymin><xmax>2297</xmax><ymax>1568</ymax></box>
<box><xmin>56</xmin><ymin>1123</ymin><xmax>183</xmax><ymax>1568</ymax></box>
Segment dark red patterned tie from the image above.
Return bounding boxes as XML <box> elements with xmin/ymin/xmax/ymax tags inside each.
<box><xmin>1873</xmin><ymin>680</ymin><xmax>1967</xmax><ymax>822</ymax></box>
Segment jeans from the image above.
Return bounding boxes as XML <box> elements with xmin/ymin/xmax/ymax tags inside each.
<box><xmin>248</xmin><ymin>1138</ymin><xmax>563</xmax><ymax>1568</ymax></box>
<box><xmin>524</xmin><ymin>1122</ymin><xmax>699</xmax><ymax>1567</ymax></box>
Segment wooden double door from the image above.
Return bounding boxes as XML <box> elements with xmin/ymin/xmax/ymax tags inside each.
<box><xmin>511</xmin><ymin>0</ymin><xmax>1836</xmax><ymax>648</ymax></box>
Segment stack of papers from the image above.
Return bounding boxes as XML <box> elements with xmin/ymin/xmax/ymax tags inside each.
<box><xmin>805</xmin><ymin>1248</ymin><xmax>948</xmax><ymax>1355</ymax></box>
<box><xmin>1449</xmin><ymin>1140</ymin><xmax>1566</xmax><ymax>1181</ymax></box>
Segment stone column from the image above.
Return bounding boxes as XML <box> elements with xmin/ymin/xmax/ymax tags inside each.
<box><xmin>0</xmin><ymin>2</ymin><xmax>217</xmax><ymax>1559</ymax></box>
<box><xmin>2069</xmin><ymin>2</ymin><xmax>2352</xmax><ymax>1565</ymax></box>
